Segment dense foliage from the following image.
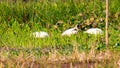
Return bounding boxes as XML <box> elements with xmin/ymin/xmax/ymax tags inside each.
<box><xmin>0</xmin><ymin>0</ymin><xmax>120</xmax><ymax>50</ymax></box>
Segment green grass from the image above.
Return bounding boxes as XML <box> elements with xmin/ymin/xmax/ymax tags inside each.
<box><xmin>0</xmin><ymin>0</ymin><xmax>119</xmax><ymax>48</ymax></box>
<box><xmin>0</xmin><ymin>0</ymin><xmax>120</xmax><ymax>67</ymax></box>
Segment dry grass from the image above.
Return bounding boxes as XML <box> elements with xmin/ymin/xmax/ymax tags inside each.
<box><xmin>0</xmin><ymin>43</ymin><xmax>119</xmax><ymax>68</ymax></box>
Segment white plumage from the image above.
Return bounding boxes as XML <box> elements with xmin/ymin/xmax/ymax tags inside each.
<box><xmin>32</xmin><ymin>31</ymin><xmax>49</xmax><ymax>38</ymax></box>
<box><xmin>62</xmin><ymin>27</ymin><xmax>78</xmax><ymax>36</ymax></box>
<box><xmin>84</xmin><ymin>28</ymin><xmax>103</xmax><ymax>35</ymax></box>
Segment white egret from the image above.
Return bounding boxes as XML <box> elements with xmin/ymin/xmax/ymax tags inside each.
<box><xmin>62</xmin><ymin>24</ymin><xmax>81</xmax><ymax>36</ymax></box>
<box><xmin>32</xmin><ymin>31</ymin><xmax>49</xmax><ymax>38</ymax></box>
<box><xmin>84</xmin><ymin>28</ymin><xmax>103</xmax><ymax>35</ymax></box>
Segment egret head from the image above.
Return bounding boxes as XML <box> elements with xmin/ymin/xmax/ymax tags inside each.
<box><xmin>75</xmin><ymin>23</ymin><xmax>86</xmax><ymax>31</ymax></box>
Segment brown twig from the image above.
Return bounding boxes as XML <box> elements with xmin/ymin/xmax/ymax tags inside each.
<box><xmin>106</xmin><ymin>0</ymin><xmax>109</xmax><ymax>47</ymax></box>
